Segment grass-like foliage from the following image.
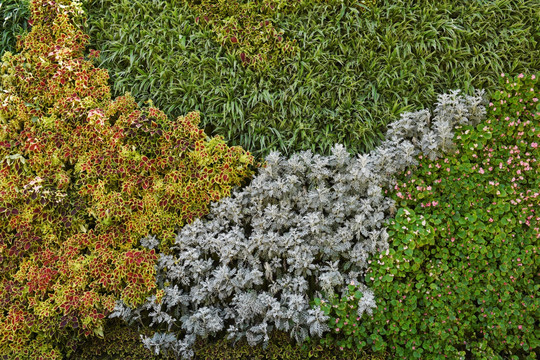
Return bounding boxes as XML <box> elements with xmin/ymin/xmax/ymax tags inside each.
<box><xmin>0</xmin><ymin>0</ymin><xmax>30</xmax><ymax>56</ymax></box>
<box><xmin>184</xmin><ymin>0</ymin><xmax>374</xmax><ymax>70</ymax></box>
<box><xmin>85</xmin><ymin>0</ymin><xmax>539</xmax><ymax>157</ymax></box>
<box><xmin>185</xmin><ymin>0</ymin><xmax>300</xmax><ymax>71</ymax></box>
<box><xmin>0</xmin><ymin>0</ymin><xmax>254</xmax><ymax>358</ymax></box>
<box><xmin>318</xmin><ymin>73</ymin><xmax>540</xmax><ymax>359</ymax></box>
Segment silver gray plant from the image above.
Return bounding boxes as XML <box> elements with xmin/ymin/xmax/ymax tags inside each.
<box><xmin>110</xmin><ymin>89</ymin><xmax>488</xmax><ymax>359</ymax></box>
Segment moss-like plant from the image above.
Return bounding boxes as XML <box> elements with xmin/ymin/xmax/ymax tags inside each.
<box><xmin>0</xmin><ymin>0</ymin><xmax>254</xmax><ymax>358</ymax></box>
<box><xmin>317</xmin><ymin>73</ymin><xmax>540</xmax><ymax>359</ymax></box>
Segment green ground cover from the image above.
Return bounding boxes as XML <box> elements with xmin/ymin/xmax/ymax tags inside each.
<box><xmin>85</xmin><ymin>0</ymin><xmax>540</xmax><ymax>157</ymax></box>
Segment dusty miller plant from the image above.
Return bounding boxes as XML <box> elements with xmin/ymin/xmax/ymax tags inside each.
<box><xmin>109</xmin><ymin>89</ymin><xmax>488</xmax><ymax>359</ymax></box>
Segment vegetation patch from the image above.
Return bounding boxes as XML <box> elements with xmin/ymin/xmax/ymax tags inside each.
<box><xmin>0</xmin><ymin>0</ymin><xmax>253</xmax><ymax>358</ymax></box>
<box><xmin>317</xmin><ymin>73</ymin><xmax>540</xmax><ymax>359</ymax></box>
<box><xmin>85</xmin><ymin>0</ymin><xmax>540</xmax><ymax>156</ymax></box>
<box><xmin>0</xmin><ymin>0</ymin><xmax>30</xmax><ymax>56</ymax></box>
<box><xmin>109</xmin><ymin>89</ymin><xmax>487</xmax><ymax>359</ymax></box>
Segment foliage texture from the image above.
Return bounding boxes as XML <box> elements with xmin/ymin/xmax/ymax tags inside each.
<box><xmin>0</xmin><ymin>0</ymin><xmax>30</xmax><ymax>56</ymax></box>
<box><xmin>0</xmin><ymin>0</ymin><xmax>254</xmax><ymax>358</ymax></box>
<box><xmin>186</xmin><ymin>0</ymin><xmax>374</xmax><ymax>70</ymax></box>
<box><xmin>110</xmin><ymin>89</ymin><xmax>488</xmax><ymax>359</ymax></box>
<box><xmin>85</xmin><ymin>0</ymin><xmax>539</xmax><ymax>156</ymax></box>
<box><xmin>320</xmin><ymin>73</ymin><xmax>540</xmax><ymax>359</ymax></box>
<box><xmin>67</xmin><ymin>318</ymin><xmax>176</xmax><ymax>360</ymax></box>
<box><xmin>193</xmin><ymin>330</ymin><xmax>388</xmax><ymax>360</ymax></box>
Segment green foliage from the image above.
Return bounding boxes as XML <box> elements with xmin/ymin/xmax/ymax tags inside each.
<box><xmin>186</xmin><ymin>0</ymin><xmax>374</xmax><ymax>71</ymax></box>
<box><xmin>194</xmin><ymin>330</ymin><xmax>388</xmax><ymax>360</ymax></box>
<box><xmin>84</xmin><ymin>0</ymin><xmax>540</xmax><ymax>157</ymax></box>
<box><xmin>318</xmin><ymin>73</ymin><xmax>540</xmax><ymax>359</ymax></box>
<box><xmin>0</xmin><ymin>0</ymin><xmax>30</xmax><ymax>56</ymax></box>
<box><xmin>67</xmin><ymin>318</ymin><xmax>175</xmax><ymax>359</ymax></box>
<box><xmin>187</xmin><ymin>0</ymin><xmax>300</xmax><ymax>71</ymax></box>
<box><xmin>0</xmin><ymin>0</ymin><xmax>254</xmax><ymax>358</ymax></box>
<box><xmin>313</xmin><ymin>284</ymin><xmax>371</xmax><ymax>351</ymax></box>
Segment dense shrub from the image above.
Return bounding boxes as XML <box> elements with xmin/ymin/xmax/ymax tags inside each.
<box><xmin>319</xmin><ymin>73</ymin><xmax>540</xmax><ymax>359</ymax></box>
<box><xmin>109</xmin><ymin>89</ymin><xmax>487</xmax><ymax>359</ymax></box>
<box><xmin>85</xmin><ymin>0</ymin><xmax>539</xmax><ymax>156</ymax></box>
<box><xmin>0</xmin><ymin>0</ymin><xmax>254</xmax><ymax>358</ymax></box>
<box><xmin>0</xmin><ymin>0</ymin><xmax>30</xmax><ymax>56</ymax></box>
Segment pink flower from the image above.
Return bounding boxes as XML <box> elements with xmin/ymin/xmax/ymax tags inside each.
<box><xmin>501</xmin><ymin>73</ymin><xmax>505</xmax><ymax>77</ymax></box>
<box><xmin>532</xmin><ymin>75</ymin><xmax>536</xmax><ymax>80</ymax></box>
<box><xmin>533</xmin><ymin>143</ymin><xmax>539</xmax><ymax>148</ymax></box>
<box><xmin>518</xmin><ymin>74</ymin><xmax>524</xmax><ymax>79</ymax></box>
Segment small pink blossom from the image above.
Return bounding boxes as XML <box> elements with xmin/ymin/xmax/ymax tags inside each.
<box><xmin>518</xmin><ymin>74</ymin><xmax>524</xmax><ymax>79</ymax></box>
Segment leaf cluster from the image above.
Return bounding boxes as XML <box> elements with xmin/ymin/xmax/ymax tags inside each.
<box><xmin>313</xmin><ymin>284</ymin><xmax>375</xmax><ymax>352</ymax></box>
<box><xmin>0</xmin><ymin>0</ymin><xmax>30</xmax><ymax>56</ymax></box>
